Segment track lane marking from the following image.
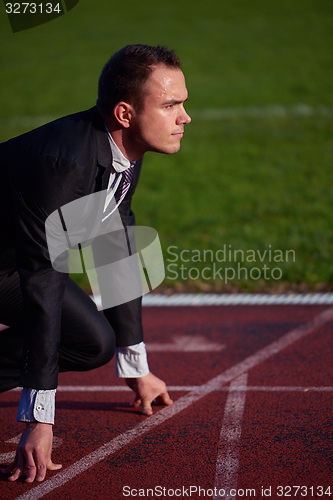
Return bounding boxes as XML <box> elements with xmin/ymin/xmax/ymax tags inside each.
<box><xmin>36</xmin><ymin>385</ymin><xmax>333</xmax><ymax>392</ymax></box>
<box><xmin>146</xmin><ymin>334</ymin><xmax>225</xmax><ymax>352</ymax></box>
<box><xmin>213</xmin><ymin>373</ymin><xmax>248</xmax><ymax>500</ymax></box>
<box><xmin>203</xmin><ymin>307</ymin><xmax>333</xmax><ymax>390</ymax></box>
<box><xmin>13</xmin><ymin>307</ymin><xmax>333</xmax><ymax>500</ymax></box>
<box><xmin>142</xmin><ymin>293</ymin><xmax>333</xmax><ymax>306</ymax></box>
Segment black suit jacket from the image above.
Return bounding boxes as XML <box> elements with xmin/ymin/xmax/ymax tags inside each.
<box><xmin>0</xmin><ymin>107</ymin><xmax>144</xmax><ymax>389</ymax></box>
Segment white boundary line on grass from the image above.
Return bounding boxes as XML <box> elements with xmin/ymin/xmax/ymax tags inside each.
<box><xmin>2</xmin><ymin>104</ymin><xmax>333</xmax><ymax>130</ymax></box>
<box><xmin>190</xmin><ymin>104</ymin><xmax>333</xmax><ymax>120</ymax></box>
<box><xmin>13</xmin><ymin>307</ymin><xmax>333</xmax><ymax>500</ymax></box>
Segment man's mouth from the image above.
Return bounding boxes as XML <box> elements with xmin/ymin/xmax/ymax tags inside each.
<box><xmin>172</xmin><ymin>130</ymin><xmax>184</xmax><ymax>138</ymax></box>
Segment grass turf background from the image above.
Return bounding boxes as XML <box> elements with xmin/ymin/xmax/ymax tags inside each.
<box><xmin>0</xmin><ymin>0</ymin><xmax>332</xmax><ymax>292</ymax></box>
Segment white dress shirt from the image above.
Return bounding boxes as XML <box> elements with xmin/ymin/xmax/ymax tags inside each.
<box><xmin>17</xmin><ymin>128</ymin><xmax>149</xmax><ymax>425</ymax></box>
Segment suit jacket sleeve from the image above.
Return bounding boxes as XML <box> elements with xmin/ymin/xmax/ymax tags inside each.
<box><xmin>12</xmin><ymin>152</ymin><xmax>90</xmax><ymax>389</ymax></box>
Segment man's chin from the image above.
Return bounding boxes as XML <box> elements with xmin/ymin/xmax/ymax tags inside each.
<box><xmin>158</xmin><ymin>144</ymin><xmax>181</xmax><ymax>155</ymax></box>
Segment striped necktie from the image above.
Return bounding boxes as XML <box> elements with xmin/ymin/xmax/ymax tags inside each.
<box><xmin>102</xmin><ymin>162</ymin><xmax>135</xmax><ymax>220</ymax></box>
<box><xmin>115</xmin><ymin>162</ymin><xmax>135</xmax><ymax>206</ymax></box>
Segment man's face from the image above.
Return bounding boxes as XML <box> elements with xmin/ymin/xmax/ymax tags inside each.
<box><xmin>129</xmin><ymin>64</ymin><xmax>191</xmax><ymax>157</ymax></box>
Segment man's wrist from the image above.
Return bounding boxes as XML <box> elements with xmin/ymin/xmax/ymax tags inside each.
<box><xmin>17</xmin><ymin>388</ymin><xmax>56</xmax><ymax>425</ymax></box>
<box><xmin>24</xmin><ymin>422</ymin><xmax>53</xmax><ymax>429</ymax></box>
<box><xmin>116</xmin><ymin>341</ymin><xmax>149</xmax><ymax>378</ymax></box>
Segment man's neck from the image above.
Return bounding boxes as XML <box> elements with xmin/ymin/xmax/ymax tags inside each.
<box><xmin>109</xmin><ymin>128</ymin><xmax>131</xmax><ymax>160</ymax></box>
<box><xmin>104</xmin><ymin>117</ymin><xmax>142</xmax><ymax>162</ymax></box>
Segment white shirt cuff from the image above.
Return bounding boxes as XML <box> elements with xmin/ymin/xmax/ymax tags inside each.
<box><xmin>16</xmin><ymin>388</ymin><xmax>56</xmax><ymax>425</ymax></box>
<box><xmin>116</xmin><ymin>341</ymin><xmax>149</xmax><ymax>378</ymax></box>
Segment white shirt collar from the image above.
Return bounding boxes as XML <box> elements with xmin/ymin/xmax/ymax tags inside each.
<box><xmin>104</xmin><ymin>124</ymin><xmax>132</xmax><ymax>173</ymax></box>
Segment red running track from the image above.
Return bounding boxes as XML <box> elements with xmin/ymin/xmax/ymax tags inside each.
<box><xmin>0</xmin><ymin>305</ymin><xmax>332</xmax><ymax>500</ymax></box>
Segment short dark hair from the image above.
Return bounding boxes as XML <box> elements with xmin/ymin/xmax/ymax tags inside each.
<box><xmin>96</xmin><ymin>44</ymin><xmax>181</xmax><ymax>116</ymax></box>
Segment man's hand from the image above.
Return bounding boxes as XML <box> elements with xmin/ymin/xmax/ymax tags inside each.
<box><xmin>1</xmin><ymin>422</ymin><xmax>62</xmax><ymax>483</ymax></box>
<box><xmin>126</xmin><ymin>372</ymin><xmax>173</xmax><ymax>416</ymax></box>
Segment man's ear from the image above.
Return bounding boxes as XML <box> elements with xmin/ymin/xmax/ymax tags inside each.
<box><xmin>113</xmin><ymin>102</ymin><xmax>134</xmax><ymax>129</ymax></box>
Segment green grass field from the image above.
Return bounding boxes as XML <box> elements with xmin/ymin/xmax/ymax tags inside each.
<box><xmin>1</xmin><ymin>0</ymin><xmax>332</xmax><ymax>292</ymax></box>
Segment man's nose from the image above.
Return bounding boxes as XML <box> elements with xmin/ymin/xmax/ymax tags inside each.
<box><xmin>184</xmin><ymin>110</ymin><xmax>191</xmax><ymax>124</ymax></box>
<box><xmin>178</xmin><ymin>106</ymin><xmax>191</xmax><ymax>125</ymax></box>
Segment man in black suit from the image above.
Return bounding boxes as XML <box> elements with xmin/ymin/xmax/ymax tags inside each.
<box><xmin>0</xmin><ymin>44</ymin><xmax>191</xmax><ymax>482</ymax></box>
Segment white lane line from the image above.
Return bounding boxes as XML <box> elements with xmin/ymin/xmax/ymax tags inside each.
<box><xmin>14</xmin><ymin>307</ymin><xmax>333</xmax><ymax>500</ymax></box>
<box><xmin>213</xmin><ymin>373</ymin><xmax>248</xmax><ymax>500</ymax></box>
<box><xmin>146</xmin><ymin>335</ymin><xmax>225</xmax><ymax>352</ymax></box>
<box><xmin>0</xmin><ymin>451</ymin><xmax>17</xmax><ymax>464</ymax></box>
<box><xmin>142</xmin><ymin>293</ymin><xmax>333</xmax><ymax>306</ymax></box>
<box><xmin>0</xmin><ymin>434</ymin><xmax>23</xmax><ymax>462</ymax></box>
<box><xmin>203</xmin><ymin>307</ymin><xmax>333</xmax><ymax>390</ymax></box>
<box><xmin>225</xmin><ymin>386</ymin><xmax>333</xmax><ymax>392</ymax></box>
<box><xmin>11</xmin><ymin>385</ymin><xmax>328</xmax><ymax>392</ymax></box>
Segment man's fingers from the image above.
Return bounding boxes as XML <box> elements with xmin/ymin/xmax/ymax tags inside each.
<box><xmin>25</xmin><ymin>463</ymin><xmax>38</xmax><ymax>483</ymax></box>
<box><xmin>132</xmin><ymin>395</ymin><xmax>154</xmax><ymax>415</ymax></box>
<box><xmin>130</xmin><ymin>392</ymin><xmax>141</xmax><ymax>410</ymax></box>
<box><xmin>8</xmin><ymin>463</ymin><xmax>26</xmax><ymax>482</ymax></box>
<box><xmin>34</xmin><ymin>446</ymin><xmax>62</xmax><ymax>482</ymax></box>
<box><xmin>141</xmin><ymin>400</ymin><xmax>153</xmax><ymax>416</ymax></box>
<box><xmin>4</xmin><ymin>456</ymin><xmax>62</xmax><ymax>483</ymax></box>
<box><xmin>131</xmin><ymin>398</ymin><xmax>141</xmax><ymax>410</ymax></box>
<box><xmin>155</xmin><ymin>391</ymin><xmax>173</xmax><ymax>407</ymax></box>
<box><xmin>28</xmin><ymin>450</ymin><xmax>62</xmax><ymax>482</ymax></box>
<box><xmin>35</xmin><ymin>465</ymin><xmax>48</xmax><ymax>483</ymax></box>
<box><xmin>2</xmin><ymin>423</ymin><xmax>58</xmax><ymax>482</ymax></box>
<box><xmin>1</xmin><ymin>459</ymin><xmax>17</xmax><ymax>475</ymax></box>
<box><xmin>47</xmin><ymin>460</ymin><xmax>62</xmax><ymax>472</ymax></box>
<box><xmin>21</xmin><ymin>451</ymin><xmax>40</xmax><ymax>483</ymax></box>
<box><xmin>8</xmin><ymin>469</ymin><xmax>23</xmax><ymax>482</ymax></box>
<box><xmin>127</xmin><ymin>373</ymin><xmax>174</xmax><ymax>416</ymax></box>
<box><xmin>33</xmin><ymin>456</ymin><xmax>47</xmax><ymax>482</ymax></box>
<box><xmin>4</xmin><ymin>454</ymin><xmax>23</xmax><ymax>482</ymax></box>
<box><xmin>142</xmin><ymin>390</ymin><xmax>173</xmax><ymax>414</ymax></box>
